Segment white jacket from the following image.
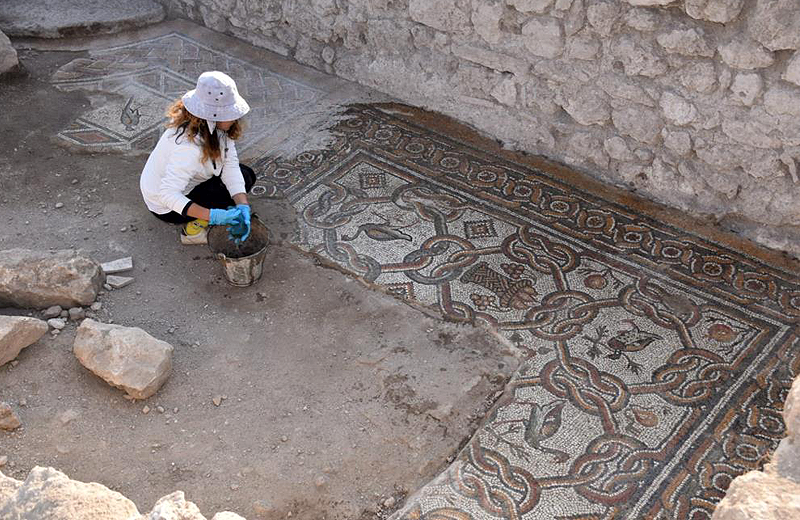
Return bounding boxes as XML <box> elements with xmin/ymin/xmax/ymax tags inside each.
<box><xmin>140</xmin><ymin>128</ymin><xmax>247</xmax><ymax>215</ymax></box>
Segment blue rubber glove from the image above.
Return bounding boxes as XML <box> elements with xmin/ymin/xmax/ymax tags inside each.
<box><xmin>209</xmin><ymin>207</ymin><xmax>242</xmax><ymax>226</ymax></box>
<box><xmin>237</xmin><ymin>204</ymin><xmax>251</xmax><ymax>242</ymax></box>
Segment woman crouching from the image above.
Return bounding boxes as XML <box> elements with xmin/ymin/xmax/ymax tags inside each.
<box><xmin>140</xmin><ymin>71</ymin><xmax>254</xmax><ymax>245</ymax></box>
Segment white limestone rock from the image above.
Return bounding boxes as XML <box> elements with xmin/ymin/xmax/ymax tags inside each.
<box><xmin>718</xmin><ymin>40</ymin><xmax>775</xmax><ymax>70</ymax></box>
<box><xmin>612</xmin><ymin>105</ymin><xmax>664</xmax><ymax>144</ymax></box>
<box><xmin>211</xmin><ymin>513</ymin><xmax>247</xmax><ymax>520</ymax></box>
<box><xmin>611</xmin><ymin>36</ymin><xmax>667</xmax><ymax>78</ymax></box>
<box><xmin>566</xmin><ymin>132</ymin><xmax>608</xmax><ymax>168</ymax></box>
<box><xmin>684</xmin><ymin>0</ymin><xmax>744</xmax><ymax>24</ymax></box>
<box><xmin>508</xmin><ymin>0</ymin><xmax>554</xmax><ymax>13</ymax></box>
<box><xmin>0</xmin><ymin>316</ymin><xmax>47</xmax><ymax>367</ymax></box>
<box><xmin>561</xmin><ymin>86</ymin><xmax>611</xmax><ymax>126</ymax></box>
<box><xmin>721</xmin><ymin>118</ymin><xmax>782</xmax><ymax>149</ymax></box>
<box><xmin>784</xmin><ymin>51</ymin><xmax>800</xmax><ymax>87</ymax></box>
<box><xmin>784</xmin><ymin>375</ymin><xmax>800</xmax><ymax>441</ymax></box>
<box><xmin>663</xmin><ymin>130</ymin><xmax>692</xmax><ymax>156</ymax></box>
<box><xmin>623</xmin><ymin>8</ymin><xmax>660</xmax><ymax>31</ymax></box>
<box><xmin>710</xmin><ymin>470</ymin><xmax>800</xmax><ymax>520</ymax></box>
<box><xmin>764</xmin><ymin>85</ymin><xmax>800</xmax><ymax>117</ymax></box>
<box><xmin>0</xmin><ymin>471</ymin><xmax>21</xmax><ymax>505</ymax></box>
<box><xmin>73</xmin><ymin>319</ymin><xmax>173</xmax><ymax>400</ymax></box>
<box><xmin>730</xmin><ymin>73</ymin><xmax>764</xmax><ymax>106</ymax></box>
<box><xmin>0</xmin><ymin>29</ymin><xmax>18</xmax><ymax>75</ymax></box>
<box><xmin>604</xmin><ymin>136</ymin><xmax>635</xmax><ymax>162</ymax></box>
<box><xmin>99</xmin><ymin>256</ymin><xmax>133</xmax><ymax>274</ymax></box>
<box><xmin>677</xmin><ymin>61</ymin><xmax>717</xmax><ymax>93</ymax></box>
<box><xmin>144</xmin><ymin>491</ymin><xmax>204</xmax><ymax>519</ymax></box>
<box><xmin>0</xmin><ymin>249</ymin><xmax>104</xmax><ymax>309</ymax></box>
<box><xmin>490</xmin><ymin>76</ymin><xmax>518</xmax><ymax>106</ymax></box>
<box><xmin>521</xmin><ymin>17</ymin><xmax>564</xmax><ymax>59</ymax></box>
<box><xmin>598</xmin><ymin>73</ymin><xmax>656</xmax><ymax>106</ymax></box>
<box><xmin>656</xmin><ymin>28</ymin><xmax>714</xmax><ymax>57</ymax></box>
<box><xmin>748</xmin><ymin>0</ymin><xmax>800</xmax><ymax>52</ymax></box>
<box><xmin>471</xmin><ymin>2</ymin><xmax>503</xmax><ymax>45</ymax></box>
<box><xmin>408</xmin><ymin>0</ymin><xmax>469</xmax><ymax>33</ymax></box>
<box><xmin>660</xmin><ymin>91</ymin><xmax>697</xmax><ymax>126</ymax></box>
<box><xmin>565</xmin><ymin>32</ymin><xmax>600</xmax><ymax>60</ymax></box>
<box><xmin>623</xmin><ymin>0</ymin><xmax>676</xmax><ymax>6</ymax></box>
<box><xmin>451</xmin><ymin>44</ymin><xmax>528</xmax><ymax>76</ymax></box>
<box><xmin>586</xmin><ymin>1</ymin><xmax>620</xmax><ymax>37</ymax></box>
<box><xmin>0</xmin><ymin>466</ymin><xmax>139</xmax><ymax>519</ymax></box>
<box><xmin>367</xmin><ymin>19</ymin><xmax>413</xmax><ymax>54</ymax></box>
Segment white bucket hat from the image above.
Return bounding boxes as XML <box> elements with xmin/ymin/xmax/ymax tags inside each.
<box><xmin>182</xmin><ymin>71</ymin><xmax>250</xmax><ymax>133</ymax></box>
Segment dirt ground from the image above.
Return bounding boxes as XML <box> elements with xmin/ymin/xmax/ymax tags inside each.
<box><xmin>0</xmin><ymin>50</ymin><xmax>518</xmax><ymax>519</ymax></box>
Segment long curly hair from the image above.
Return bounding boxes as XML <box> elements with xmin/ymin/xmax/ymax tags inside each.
<box><xmin>164</xmin><ymin>99</ymin><xmax>243</xmax><ymax>164</ymax></box>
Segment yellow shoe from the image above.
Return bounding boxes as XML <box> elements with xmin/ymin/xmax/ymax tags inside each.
<box><xmin>180</xmin><ymin>219</ymin><xmax>209</xmax><ymax>245</ymax></box>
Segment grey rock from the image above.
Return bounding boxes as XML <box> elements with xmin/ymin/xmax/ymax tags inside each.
<box><xmin>0</xmin><ymin>316</ymin><xmax>47</xmax><ymax>366</ymax></box>
<box><xmin>0</xmin><ymin>0</ymin><xmax>165</xmax><ymax>39</ymax></box>
<box><xmin>42</xmin><ymin>305</ymin><xmax>62</xmax><ymax>319</ymax></box>
<box><xmin>0</xmin><ymin>249</ymin><xmax>103</xmax><ymax>309</ymax></box>
<box><xmin>47</xmin><ymin>318</ymin><xmax>66</xmax><ymax>330</ymax></box>
<box><xmin>561</xmin><ymin>86</ymin><xmax>611</xmax><ymax>126</ymax></box>
<box><xmin>73</xmin><ymin>319</ymin><xmax>172</xmax><ymax>400</ymax></box>
<box><xmin>0</xmin><ymin>30</ymin><xmax>18</xmax><ymax>76</ymax></box>
<box><xmin>471</xmin><ymin>2</ymin><xmax>503</xmax><ymax>45</ymax></box>
<box><xmin>0</xmin><ymin>403</ymin><xmax>20</xmax><ymax>431</ymax></box>
<box><xmin>660</xmin><ymin>91</ymin><xmax>697</xmax><ymax>126</ymax></box>
<box><xmin>764</xmin><ymin>85</ymin><xmax>800</xmax><ymax>117</ymax></box>
<box><xmin>784</xmin><ymin>51</ymin><xmax>800</xmax><ymax>86</ymax></box>
<box><xmin>611</xmin><ymin>36</ymin><xmax>667</xmax><ymax>78</ymax></box>
<box><xmin>68</xmin><ymin>307</ymin><xmax>85</xmax><ymax>321</ymax></box>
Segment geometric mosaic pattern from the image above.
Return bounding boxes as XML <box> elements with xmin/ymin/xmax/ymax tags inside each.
<box><xmin>52</xmin><ymin>33</ymin><xmax>323</xmax><ymax>152</ymax></box>
<box><xmin>254</xmin><ymin>105</ymin><xmax>800</xmax><ymax>519</ymax></box>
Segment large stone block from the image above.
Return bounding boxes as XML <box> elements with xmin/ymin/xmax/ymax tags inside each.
<box><xmin>0</xmin><ymin>466</ymin><xmax>139</xmax><ymax>519</ymax></box>
<box><xmin>0</xmin><ymin>316</ymin><xmax>48</xmax><ymax>366</ymax></box>
<box><xmin>73</xmin><ymin>319</ymin><xmax>173</xmax><ymax>399</ymax></box>
<box><xmin>711</xmin><ymin>470</ymin><xmax>800</xmax><ymax>519</ymax></box>
<box><xmin>0</xmin><ymin>249</ymin><xmax>104</xmax><ymax>309</ymax></box>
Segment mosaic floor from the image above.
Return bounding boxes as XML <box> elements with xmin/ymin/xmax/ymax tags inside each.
<box><xmin>51</xmin><ymin>32</ymin><xmax>323</xmax><ymax>152</ymax></box>
<box><xmin>51</xmin><ymin>30</ymin><xmax>800</xmax><ymax>520</ymax></box>
<box><xmin>253</xmin><ymin>106</ymin><xmax>800</xmax><ymax>520</ymax></box>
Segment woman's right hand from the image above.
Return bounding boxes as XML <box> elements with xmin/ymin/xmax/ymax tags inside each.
<box><xmin>209</xmin><ymin>207</ymin><xmax>243</xmax><ymax>226</ymax></box>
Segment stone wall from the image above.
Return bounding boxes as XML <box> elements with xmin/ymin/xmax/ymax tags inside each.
<box><xmin>158</xmin><ymin>0</ymin><xmax>800</xmax><ymax>255</ymax></box>
<box><xmin>711</xmin><ymin>373</ymin><xmax>800</xmax><ymax>519</ymax></box>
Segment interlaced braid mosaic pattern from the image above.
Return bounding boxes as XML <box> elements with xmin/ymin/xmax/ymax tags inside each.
<box><xmin>254</xmin><ymin>105</ymin><xmax>800</xmax><ymax>519</ymax></box>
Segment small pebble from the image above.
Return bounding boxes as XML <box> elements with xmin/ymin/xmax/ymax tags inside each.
<box><xmin>43</xmin><ymin>305</ymin><xmax>62</xmax><ymax>319</ymax></box>
<box><xmin>55</xmin><ymin>202</ymin><xmax>64</xmax><ymax>209</ymax></box>
<box><xmin>314</xmin><ymin>476</ymin><xmax>326</xmax><ymax>488</ymax></box>
<box><xmin>230</xmin><ymin>484</ymin><xmax>239</xmax><ymax>491</ymax></box>
<box><xmin>281</xmin><ymin>435</ymin><xmax>288</xmax><ymax>442</ymax></box>
<box><xmin>47</xmin><ymin>318</ymin><xmax>66</xmax><ymax>330</ymax></box>
<box><xmin>71</xmin><ymin>179</ymin><xmax>78</xmax><ymax>184</ymax></box>
<box><xmin>384</xmin><ymin>496</ymin><xmax>396</xmax><ymax>508</ymax></box>
<box><xmin>212</xmin><ymin>396</ymin><xmax>222</xmax><ymax>407</ymax></box>
<box><xmin>10</xmin><ymin>360</ymin><xmax>18</xmax><ymax>367</ymax></box>
<box><xmin>142</xmin><ymin>406</ymin><xmax>151</xmax><ymax>414</ymax></box>
<box><xmin>59</xmin><ymin>310</ymin><xmax>68</xmax><ymax>318</ymax></box>
<box><xmin>0</xmin><ymin>455</ymin><xmax>7</xmax><ymax>467</ymax></box>
<box><xmin>103</xmin><ymin>283</ymin><xmax>112</xmax><ymax>291</ymax></box>
<box><xmin>173</xmin><ymin>407</ymin><xmax>178</xmax><ymax>413</ymax></box>
<box><xmin>120</xmin><ymin>227</ymin><xmax>127</xmax><ymax>232</ymax></box>
<box><xmin>90</xmin><ymin>302</ymin><xmax>102</xmax><ymax>311</ymax></box>
<box><xmin>157</xmin><ymin>406</ymin><xmax>165</xmax><ymax>414</ymax></box>
<box><xmin>19</xmin><ymin>398</ymin><xmax>26</xmax><ymax>407</ymax></box>
<box><xmin>68</xmin><ymin>307</ymin><xmax>85</xmax><ymax>321</ymax></box>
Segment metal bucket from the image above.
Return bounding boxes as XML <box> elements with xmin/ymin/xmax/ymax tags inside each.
<box><xmin>207</xmin><ymin>218</ymin><xmax>270</xmax><ymax>287</ymax></box>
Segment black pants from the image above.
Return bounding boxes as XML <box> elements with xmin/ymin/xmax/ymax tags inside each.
<box><xmin>152</xmin><ymin>164</ymin><xmax>256</xmax><ymax>224</ymax></box>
